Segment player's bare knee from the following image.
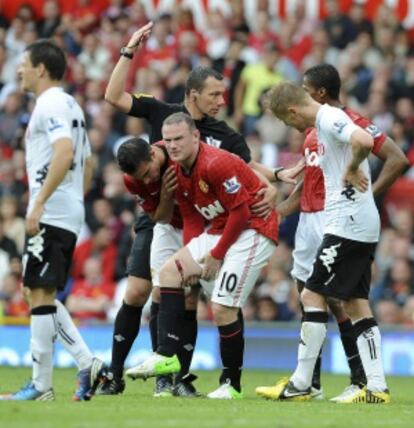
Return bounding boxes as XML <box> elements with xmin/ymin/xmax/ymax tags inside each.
<box><xmin>159</xmin><ymin>259</ymin><xmax>182</xmax><ymax>287</ymax></box>
<box><xmin>327</xmin><ymin>297</ymin><xmax>346</xmax><ymax>318</ymax></box>
<box><xmin>300</xmin><ymin>288</ymin><xmax>312</xmax><ymax>305</ymax></box>
<box><xmin>124</xmin><ymin>276</ymin><xmax>151</xmax><ymax>306</ymax></box>
<box><xmin>301</xmin><ymin>288</ymin><xmax>325</xmax><ymax>310</ymax></box>
<box><xmin>211</xmin><ymin>303</ymin><xmax>238</xmax><ymax>326</ymax></box>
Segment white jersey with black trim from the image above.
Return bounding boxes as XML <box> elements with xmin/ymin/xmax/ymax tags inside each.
<box><xmin>315</xmin><ymin>104</ymin><xmax>380</xmax><ymax>243</ymax></box>
<box><xmin>25</xmin><ymin>86</ymin><xmax>91</xmax><ymax>236</ymax></box>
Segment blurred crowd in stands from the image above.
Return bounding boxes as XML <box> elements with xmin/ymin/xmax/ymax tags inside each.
<box><xmin>1</xmin><ymin>0</ymin><xmax>414</xmax><ymax>327</ymax></box>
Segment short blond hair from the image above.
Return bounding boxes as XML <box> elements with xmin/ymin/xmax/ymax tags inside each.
<box><xmin>266</xmin><ymin>81</ymin><xmax>309</xmax><ymax>119</ymax></box>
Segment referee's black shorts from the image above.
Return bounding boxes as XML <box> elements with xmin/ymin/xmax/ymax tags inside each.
<box><xmin>126</xmin><ymin>212</ymin><xmax>154</xmax><ymax>281</ymax></box>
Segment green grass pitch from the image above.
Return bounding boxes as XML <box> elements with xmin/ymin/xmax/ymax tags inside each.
<box><xmin>0</xmin><ymin>368</ymin><xmax>413</xmax><ymax>428</ymax></box>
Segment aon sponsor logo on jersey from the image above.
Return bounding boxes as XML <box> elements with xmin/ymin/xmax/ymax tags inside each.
<box><xmin>195</xmin><ymin>200</ymin><xmax>225</xmax><ymax>220</ymax></box>
<box><xmin>304</xmin><ymin>147</ymin><xmax>320</xmax><ymax>167</ymax></box>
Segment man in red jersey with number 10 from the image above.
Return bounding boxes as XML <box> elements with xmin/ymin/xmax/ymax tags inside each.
<box><xmin>128</xmin><ymin>112</ymin><xmax>278</xmax><ymax>399</ymax></box>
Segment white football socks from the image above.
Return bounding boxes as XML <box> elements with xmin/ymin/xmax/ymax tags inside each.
<box><xmin>290</xmin><ymin>320</ymin><xmax>327</xmax><ymax>390</ymax></box>
<box><xmin>55</xmin><ymin>299</ymin><xmax>93</xmax><ymax>370</ymax></box>
<box><xmin>31</xmin><ymin>312</ymin><xmax>56</xmax><ymax>391</ymax></box>
<box><xmin>356</xmin><ymin>325</ymin><xmax>387</xmax><ymax>392</ymax></box>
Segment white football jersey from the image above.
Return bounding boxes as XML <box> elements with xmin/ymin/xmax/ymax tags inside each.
<box><xmin>25</xmin><ymin>87</ymin><xmax>91</xmax><ymax>236</ymax></box>
<box><xmin>315</xmin><ymin>104</ymin><xmax>380</xmax><ymax>243</ymax></box>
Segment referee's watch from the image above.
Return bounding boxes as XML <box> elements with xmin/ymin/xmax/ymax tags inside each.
<box><xmin>120</xmin><ymin>47</ymin><xmax>134</xmax><ymax>59</ymax></box>
<box><xmin>273</xmin><ymin>166</ymin><xmax>285</xmax><ymax>182</ymax></box>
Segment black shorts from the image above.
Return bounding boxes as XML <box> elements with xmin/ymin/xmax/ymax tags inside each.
<box><xmin>126</xmin><ymin>212</ymin><xmax>154</xmax><ymax>280</ymax></box>
<box><xmin>305</xmin><ymin>234</ymin><xmax>376</xmax><ymax>301</ymax></box>
<box><xmin>22</xmin><ymin>223</ymin><xmax>77</xmax><ymax>291</ymax></box>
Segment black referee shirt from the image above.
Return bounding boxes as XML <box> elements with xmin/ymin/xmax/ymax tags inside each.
<box><xmin>129</xmin><ymin>94</ymin><xmax>251</xmax><ymax>163</ymax></box>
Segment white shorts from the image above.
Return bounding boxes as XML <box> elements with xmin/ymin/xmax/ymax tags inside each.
<box><xmin>291</xmin><ymin>211</ymin><xmax>325</xmax><ymax>282</ymax></box>
<box><xmin>187</xmin><ymin>229</ymin><xmax>276</xmax><ymax>307</ymax></box>
<box><xmin>150</xmin><ymin>223</ymin><xmax>183</xmax><ymax>286</ymax></box>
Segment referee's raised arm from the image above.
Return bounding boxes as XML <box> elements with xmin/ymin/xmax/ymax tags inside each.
<box><xmin>105</xmin><ymin>22</ymin><xmax>153</xmax><ymax>113</ymax></box>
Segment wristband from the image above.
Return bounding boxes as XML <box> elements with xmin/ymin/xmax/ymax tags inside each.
<box><xmin>120</xmin><ymin>47</ymin><xmax>134</xmax><ymax>59</ymax></box>
<box><xmin>273</xmin><ymin>167</ymin><xmax>285</xmax><ymax>182</ymax></box>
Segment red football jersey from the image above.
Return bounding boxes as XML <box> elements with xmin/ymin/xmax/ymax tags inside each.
<box><xmin>123</xmin><ymin>158</ymin><xmax>183</xmax><ymax>229</ymax></box>
<box><xmin>300</xmin><ymin>106</ymin><xmax>386</xmax><ymax>213</ymax></box>
<box><xmin>174</xmin><ymin>143</ymin><xmax>278</xmax><ymax>243</ymax></box>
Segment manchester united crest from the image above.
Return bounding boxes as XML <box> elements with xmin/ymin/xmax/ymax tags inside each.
<box><xmin>199</xmin><ymin>179</ymin><xmax>209</xmax><ymax>193</ymax></box>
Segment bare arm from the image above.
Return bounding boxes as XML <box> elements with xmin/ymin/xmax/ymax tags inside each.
<box><xmin>249</xmin><ymin>159</ymin><xmax>304</xmax><ymax>216</ymax></box>
<box><xmin>250</xmin><ymin>163</ymin><xmax>272</xmax><ymax>186</ymax></box>
<box><xmin>277</xmin><ymin>179</ymin><xmax>303</xmax><ymax>218</ymax></box>
<box><xmin>249</xmin><ymin>160</ymin><xmax>274</xmax><ymax>182</ymax></box>
<box><xmin>35</xmin><ymin>139</ymin><xmax>74</xmax><ymax>204</ymax></box>
<box><xmin>26</xmin><ymin>138</ymin><xmax>74</xmax><ymax>235</ymax></box>
<box><xmin>249</xmin><ymin>166</ymin><xmax>277</xmax><ymax>217</ymax></box>
<box><xmin>104</xmin><ymin>22</ymin><xmax>153</xmax><ymax>113</ymax></box>
<box><xmin>148</xmin><ymin>166</ymin><xmax>177</xmax><ymax>224</ymax></box>
<box><xmin>372</xmin><ymin>136</ymin><xmax>409</xmax><ymax>197</ymax></box>
<box><xmin>149</xmin><ymin>206</ymin><xmax>173</xmax><ymax>224</ymax></box>
<box><xmin>250</xmin><ymin>159</ymin><xmax>305</xmax><ymax>184</ymax></box>
<box><xmin>349</xmin><ymin>128</ymin><xmax>374</xmax><ymax>170</ymax></box>
<box><xmin>343</xmin><ymin>128</ymin><xmax>373</xmax><ymax>192</ymax></box>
